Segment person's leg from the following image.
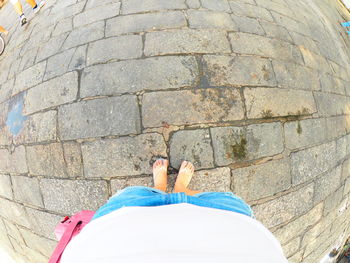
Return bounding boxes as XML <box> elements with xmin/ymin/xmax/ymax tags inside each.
<box><xmin>153</xmin><ymin>159</ymin><xmax>168</xmax><ymax>192</ymax></box>
<box><xmin>0</xmin><ymin>26</ymin><xmax>8</xmax><ymax>35</ymax></box>
<box><xmin>25</xmin><ymin>0</ymin><xmax>37</xmax><ymax>8</ymax></box>
<box><xmin>174</xmin><ymin>161</ymin><xmax>201</xmax><ymax>195</ymax></box>
<box><xmin>11</xmin><ymin>0</ymin><xmax>27</xmax><ymax>26</ymax></box>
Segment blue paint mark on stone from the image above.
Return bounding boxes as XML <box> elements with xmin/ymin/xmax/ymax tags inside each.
<box><xmin>6</xmin><ymin>98</ymin><xmax>27</xmax><ymax>135</ymax></box>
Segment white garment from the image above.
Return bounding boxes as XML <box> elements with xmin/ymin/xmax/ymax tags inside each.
<box><xmin>61</xmin><ymin>203</ymin><xmax>288</xmax><ymax>263</ymax></box>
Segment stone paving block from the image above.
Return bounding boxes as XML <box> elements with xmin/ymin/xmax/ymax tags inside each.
<box><xmin>290</xmin><ymin>141</ymin><xmax>337</xmax><ymax>186</ymax></box>
<box><xmin>0</xmin><ymin>174</ymin><xmax>13</xmax><ymax>199</ymax></box>
<box><xmin>0</xmin><ymin>146</ymin><xmax>27</xmax><ymax>174</ymax></box>
<box><xmin>111</xmin><ymin>177</ymin><xmax>154</xmax><ymax>194</ymax></box>
<box><xmin>232</xmin><ymin>159</ymin><xmax>291</xmax><ymax>201</ymax></box>
<box><xmin>289</xmin><ymin>31</ymin><xmax>320</xmax><ymax>55</ymax></box>
<box><xmin>314</xmin><ymin>92</ymin><xmax>350</xmax><ymax>117</ymax></box>
<box><xmin>284</xmin><ymin>118</ymin><xmax>327</xmax><ymax>150</ymax></box>
<box><xmin>68</xmin><ymin>45</ymin><xmax>87</xmax><ymax>71</ymax></box>
<box><xmin>299</xmin><ymin>46</ymin><xmax>332</xmax><ymax>73</ymax></box>
<box><xmin>229</xmin><ymin>1</ymin><xmax>274</xmax><ymax>22</ymax></box>
<box><xmin>44</xmin><ymin>48</ymin><xmax>76</xmax><ymax>81</ymax></box>
<box><xmin>58</xmin><ymin>96</ymin><xmax>140</xmax><ymax>140</ymax></box>
<box><xmin>25</xmin><ymin>207</ymin><xmax>62</xmax><ymax>240</ymax></box>
<box><xmin>24</xmin><ymin>72</ymin><xmax>78</xmax><ymax>115</ymax></box>
<box><xmin>323</xmin><ymin>185</ymin><xmax>344</xmax><ymax>215</ymax></box>
<box><xmin>86</xmin><ymin>35</ymin><xmax>142</xmax><ymax>65</ymax></box>
<box><xmin>8</xmin><ymin>59</ymin><xmax>21</xmax><ymax>81</ymax></box>
<box><xmin>144</xmin><ymin>29</ymin><xmax>231</xmax><ymax>56</ymax></box>
<box><xmin>188</xmin><ymin>10</ymin><xmax>237</xmax><ymax>30</ymax></box>
<box><xmin>229</xmin><ymin>32</ymin><xmax>303</xmax><ymax>64</ymax></box>
<box><xmin>201</xmin><ymin>0</ymin><xmax>230</xmax><ymax>11</ymax></box>
<box><xmin>190</xmin><ymin>167</ymin><xmax>231</xmax><ymax>192</ymax></box>
<box><xmin>272</xmin><ymin>60</ymin><xmax>320</xmax><ymax>91</ymax></box>
<box><xmin>259</xmin><ymin>21</ymin><xmax>292</xmax><ymax>42</ymax></box>
<box><xmin>256</xmin><ymin>0</ymin><xmax>290</xmax><ymax>16</ymax></box>
<box><xmin>244</xmin><ymin>87</ymin><xmax>317</xmax><ymax>119</ymax></box>
<box><xmin>121</xmin><ymin>0</ymin><xmax>187</xmax><ymax>14</ymax></box>
<box><xmin>40</xmin><ymin>178</ymin><xmax>109</xmax><ymax>214</ymax></box>
<box><xmin>231</xmin><ymin>15</ymin><xmax>264</xmax><ymax>35</ymax></box>
<box><xmin>12</xmin><ymin>61</ymin><xmax>46</xmax><ymax>95</ymax></box>
<box><xmin>0</xmin><ymin>101</ymin><xmax>8</xmax><ymax>126</ymax></box>
<box><xmin>73</xmin><ymin>2</ymin><xmax>120</xmax><ymax>28</ymax></box>
<box><xmin>36</xmin><ymin>33</ymin><xmax>69</xmax><ymax>62</ymax></box>
<box><xmin>0</xmin><ymin>198</ymin><xmax>31</xmax><ymax>228</ymax></box>
<box><xmin>50</xmin><ymin>1</ymin><xmax>85</xmax><ymax>22</ymax></box>
<box><xmin>14</xmin><ymin>111</ymin><xmax>57</xmax><ymax>144</ymax></box>
<box><xmin>18</xmin><ymin>48</ymin><xmax>38</xmax><ymax>72</ymax></box>
<box><xmin>106</xmin><ymin>11</ymin><xmax>186</xmax><ymax>36</ymax></box>
<box><xmin>314</xmin><ymin>165</ymin><xmax>342</xmax><ymax>204</ymax></box>
<box><xmin>0</xmin><ymin>126</ymin><xmax>12</xmax><ymax>146</ymax></box>
<box><xmin>328</xmin><ymin>60</ymin><xmax>350</xmax><ymax>81</ymax></box>
<box><xmin>142</xmin><ymin>88</ymin><xmax>244</xmax><ymax>128</ymax></box>
<box><xmin>2</xmin><ymin>220</ymin><xmax>23</xmax><ymax>244</ymax></box>
<box><xmin>283</xmin><ymin>236</ymin><xmax>301</xmax><ymax>258</ymax></box>
<box><xmin>12</xmin><ymin>176</ymin><xmax>43</xmax><ymax>207</ymax></box>
<box><xmin>81</xmin><ymin>56</ymin><xmax>198</xmax><ymax>97</ymax></box>
<box><xmin>211</xmin><ymin>122</ymin><xmax>284</xmax><ymax>166</ymax></box>
<box><xmin>320</xmin><ymin>74</ymin><xmax>346</xmax><ymax>95</ymax></box>
<box><xmin>344</xmin><ymin>177</ymin><xmax>350</xmax><ymax>196</ymax></box>
<box><xmin>325</xmin><ymin>116</ymin><xmax>348</xmax><ymax>140</ymax></box>
<box><xmin>52</xmin><ymin>17</ymin><xmax>73</xmax><ymax>37</ymax></box>
<box><xmin>271</xmin><ymin>11</ymin><xmax>310</xmax><ymax>36</ymax></box>
<box><xmin>62</xmin><ymin>21</ymin><xmax>104</xmax><ymax>50</ymax></box>
<box><xmin>169</xmin><ymin>129</ymin><xmax>214</xmax><ymax>169</ymax></box>
<box><xmin>26</xmin><ymin>142</ymin><xmax>82</xmax><ymax>178</ymax></box>
<box><xmin>203</xmin><ymin>55</ymin><xmax>276</xmax><ymax>86</ymax></box>
<box><xmin>82</xmin><ymin>133</ymin><xmax>167</xmax><ymax>177</ymax></box>
<box><xmin>273</xmin><ymin>202</ymin><xmax>323</xmax><ymax>245</ymax></box>
<box><xmin>86</xmin><ymin>0</ymin><xmax>119</xmax><ymax>9</ymax></box>
<box><xmin>0</xmin><ymin>78</ymin><xmax>14</xmax><ymax>104</ymax></box>
<box><xmin>187</xmin><ymin>0</ymin><xmax>201</xmax><ymax>8</ymax></box>
<box><xmin>253</xmin><ymin>183</ymin><xmax>314</xmax><ymax>228</ymax></box>
<box><xmin>342</xmin><ymin>158</ymin><xmax>350</xmax><ymax>182</ymax></box>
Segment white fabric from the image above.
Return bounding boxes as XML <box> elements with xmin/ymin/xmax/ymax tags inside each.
<box><xmin>61</xmin><ymin>204</ymin><xmax>288</xmax><ymax>263</ymax></box>
<box><xmin>10</xmin><ymin>0</ymin><xmax>19</xmax><ymax>5</ymax></box>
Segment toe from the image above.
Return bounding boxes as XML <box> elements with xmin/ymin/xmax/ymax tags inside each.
<box><xmin>164</xmin><ymin>159</ymin><xmax>169</xmax><ymax>168</ymax></box>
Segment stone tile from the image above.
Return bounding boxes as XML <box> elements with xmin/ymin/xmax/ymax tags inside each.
<box><xmin>14</xmin><ymin>111</ymin><xmax>57</xmax><ymax>144</ymax></box>
<box><xmin>144</xmin><ymin>29</ymin><xmax>231</xmax><ymax>56</ymax></box>
<box><xmin>325</xmin><ymin>116</ymin><xmax>348</xmax><ymax>140</ymax></box>
<box><xmin>187</xmin><ymin>0</ymin><xmax>201</xmax><ymax>8</ymax></box>
<box><xmin>299</xmin><ymin>46</ymin><xmax>332</xmax><ymax>73</ymax></box>
<box><xmin>323</xmin><ymin>185</ymin><xmax>344</xmax><ymax>215</ymax></box>
<box><xmin>284</xmin><ymin>118</ymin><xmax>327</xmax><ymax>150</ymax></box>
<box><xmin>24</xmin><ymin>72</ymin><xmax>78</xmax><ymax>115</ymax></box>
<box><xmin>188</xmin><ymin>10</ymin><xmax>237</xmax><ymax>30</ymax></box>
<box><xmin>344</xmin><ymin>177</ymin><xmax>350</xmax><ymax>196</ymax></box>
<box><xmin>283</xmin><ymin>237</ymin><xmax>301</xmax><ymax>258</ymax></box>
<box><xmin>229</xmin><ymin>2</ymin><xmax>274</xmax><ymax>22</ymax></box>
<box><xmin>0</xmin><ymin>146</ymin><xmax>27</xmax><ymax>174</ymax></box>
<box><xmin>18</xmin><ymin>48</ymin><xmax>38</xmax><ymax>72</ymax></box>
<box><xmin>62</xmin><ymin>21</ymin><xmax>104</xmax><ymax>50</ymax></box>
<box><xmin>169</xmin><ymin>129</ymin><xmax>214</xmax><ymax>169</ymax></box>
<box><xmin>211</xmin><ymin>122</ymin><xmax>284</xmax><ymax>166</ymax></box>
<box><xmin>12</xmin><ymin>61</ymin><xmax>46</xmax><ymax>96</ymax></box>
<box><xmin>86</xmin><ymin>0</ymin><xmax>119</xmax><ymax>9</ymax></box>
<box><xmin>232</xmin><ymin>159</ymin><xmax>291</xmax><ymax>201</ymax></box>
<box><xmin>290</xmin><ymin>141</ymin><xmax>337</xmax><ymax>186</ymax></box>
<box><xmin>203</xmin><ymin>55</ymin><xmax>276</xmax><ymax>86</ymax></box>
<box><xmin>40</xmin><ymin>178</ymin><xmax>109</xmax><ymax>214</ymax></box>
<box><xmin>256</xmin><ymin>0</ymin><xmax>291</xmax><ymax>17</ymax></box>
<box><xmin>52</xmin><ymin>17</ymin><xmax>73</xmax><ymax>37</ymax></box>
<box><xmin>142</xmin><ymin>88</ymin><xmax>244</xmax><ymax>128</ymax></box>
<box><xmin>36</xmin><ymin>33</ymin><xmax>69</xmax><ymax>62</ymax></box>
<box><xmin>320</xmin><ymin>74</ymin><xmax>346</xmax><ymax>95</ymax></box>
<box><xmin>27</xmin><ymin>142</ymin><xmax>82</xmax><ymax>178</ymax></box>
<box><xmin>106</xmin><ymin>11</ymin><xmax>187</xmax><ymax>36</ymax></box>
<box><xmin>231</xmin><ymin>15</ymin><xmax>264</xmax><ymax>35</ymax></box>
<box><xmin>253</xmin><ymin>183</ymin><xmax>314</xmax><ymax>228</ymax></box>
<box><xmin>111</xmin><ymin>176</ymin><xmax>154</xmax><ymax>194</ymax></box>
<box><xmin>314</xmin><ymin>166</ymin><xmax>342</xmax><ymax>204</ymax></box>
<box><xmin>271</xmin><ymin>11</ymin><xmax>310</xmax><ymax>36</ymax></box>
<box><xmin>58</xmin><ymin>96</ymin><xmax>141</xmax><ymax>140</ymax></box>
<box><xmin>229</xmin><ymin>32</ymin><xmax>303</xmax><ymax>64</ymax></box>
<box><xmin>273</xmin><ymin>202</ymin><xmax>323</xmax><ymax>245</ymax></box>
<box><xmin>0</xmin><ymin>78</ymin><xmax>14</xmax><ymax>104</ymax></box>
<box><xmin>314</xmin><ymin>92</ymin><xmax>350</xmax><ymax>117</ymax></box>
<box><xmin>289</xmin><ymin>31</ymin><xmax>320</xmax><ymax>54</ymax></box>
<box><xmin>50</xmin><ymin>1</ymin><xmax>85</xmax><ymax>22</ymax></box>
<box><xmin>81</xmin><ymin>56</ymin><xmax>198</xmax><ymax>97</ymax></box>
<box><xmin>7</xmin><ymin>59</ymin><xmax>21</xmax><ymax>80</ymax></box>
<box><xmin>0</xmin><ymin>198</ymin><xmax>31</xmax><ymax>228</ymax></box>
<box><xmin>82</xmin><ymin>133</ymin><xmax>167</xmax><ymax>177</ymax></box>
<box><xmin>201</xmin><ymin>0</ymin><xmax>230</xmax><ymax>11</ymax></box>
<box><xmin>244</xmin><ymin>87</ymin><xmax>317</xmax><ymax>119</ymax></box>
<box><xmin>260</xmin><ymin>21</ymin><xmax>292</xmax><ymax>42</ymax></box>
<box><xmin>12</xmin><ymin>176</ymin><xmax>43</xmax><ymax>207</ymax></box>
<box><xmin>73</xmin><ymin>2</ymin><xmax>120</xmax><ymax>27</ymax></box>
<box><xmin>0</xmin><ymin>126</ymin><xmax>13</xmax><ymax>146</ymax></box>
<box><xmin>86</xmin><ymin>35</ymin><xmax>142</xmax><ymax>65</ymax></box>
<box><xmin>0</xmin><ymin>174</ymin><xmax>13</xmax><ymax>199</ymax></box>
<box><xmin>68</xmin><ymin>45</ymin><xmax>87</xmax><ymax>71</ymax></box>
<box><xmin>3</xmin><ymin>220</ymin><xmax>23</xmax><ymax>244</ymax></box>
<box><xmin>287</xmin><ymin>250</ymin><xmax>303</xmax><ymax>263</ymax></box>
<box><xmin>44</xmin><ymin>48</ymin><xmax>76</xmax><ymax>81</ymax></box>
<box><xmin>272</xmin><ymin>61</ymin><xmax>320</xmax><ymax>91</ymax></box>
<box><xmin>189</xmin><ymin>167</ymin><xmax>231</xmax><ymax>192</ymax></box>
<box><xmin>121</xmin><ymin>0</ymin><xmax>186</xmax><ymax>14</ymax></box>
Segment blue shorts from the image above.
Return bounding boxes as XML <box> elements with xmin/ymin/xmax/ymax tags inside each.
<box><xmin>92</xmin><ymin>186</ymin><xmax>254</xmax><ymax>220</ymax></box>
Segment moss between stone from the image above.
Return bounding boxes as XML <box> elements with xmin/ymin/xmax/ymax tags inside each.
<box><xmin>231</xmin><ymin>135</ymin><xmax>248</xmax><ymax>160</ymax></box>
<box><xmin>297</xmin><ymin>121</ymin><xmax>302</xmax><ymax>135</ymax></box>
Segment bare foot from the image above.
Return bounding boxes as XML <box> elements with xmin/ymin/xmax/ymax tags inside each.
<box><xmin>153</xmin><ymin>159</ymin><xmax>168</xmax><ymax>192</ymax></box>
<box><xmin>174</xmin><ymin>161</ymin><xmax>200</xmax><ymax>195</ymax></box>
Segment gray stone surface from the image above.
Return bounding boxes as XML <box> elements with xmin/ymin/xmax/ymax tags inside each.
<box><xmin>244</xmin><ymin>87</ymin><xmax>317</xmax><ymax>118</ymax></box>
<box><xmin>229</xmin><ymin>1</ymin><xmax>274</xmax><ymax>22</ymax></box>
<box><xmin>231</xmin><ymin>15</ymin><xmax>264</xmax><ymax>35</ymax></box>
<box><xmin>211</xmin><ymin>122</ymin><xmax>284</xmax><ymax>165</ymax></box>
<box><xmin>260</xmin><ymin>21</ymin><xmax>293</xmax><ymax>42</ymax></box>
<box><xmin>320</xmin><ymin>74</ymin><xmax>346</xmax><ymax>95</ymax></box>
<box><xmin>106</xmin><ymin>11</ymin><xmax>187</xmax><ymax>36</ymax></box>
<box><xmin>86</xmin><ymin>35</ymin><xmax>143</xmax><ymax>65</ymax></box>
<box><xmin>36</xmin><ymin>33</ymin><xmax>69</xmax><ymax>62</ymax></box>
<box><xmin>24</xmin><ymin>72</ymin><xmax>78</xmax><ymax>115</ymax></box>
<box><xmin>299</xmin><ymin>46</ymin><xmax>332</xmax><ymax>73</ymax></box>
<box><xmin>68</xmin><ymin>45</ymin><xmax>87</xmax><ymax>71</ymax></box>
<box><xmin>271</xmin><ymin>11</ymin><xmax>310</xmax><ymax>36</ymax></box>
<box><xmin>121</xmin><ymin>0</ymin><xmax>187</xmax><ymax>14</ymax></box>
<box><xmin>314</xmin><ymin>92</ymin><xmax>350</xmax><ymax>117</ymax></box>
<box><xmin>187</xmin><ymin>0</ymin><xmax>200</xmax><ymax>8</ymax></box>
<box><xmin>144</xmin><ymin>29</ymin><xmax>231</xmax><ymax>56</ymax></box>
<box><xmin>0</xmin><ymin>174</ymin><xmax>13</xmax><ymax>199</ymax></box>
<box><xmin>203</xmin><ymin>55</ymin><xmax>276</xmax><ymax>86</ymax></box>
<box><xmin>232</xmin><ymin>159</ymin><xmax>291</xmax><ymax>201</ymax></box>
<box><xmin>111</xmin><ymin>176</ymin><xmax>154</xmax><ymax>194</ymax></box>
<box><xmin>0</xmin><ymin>79</ymin><xmax>14</xmax><ymax>104</ymax></box>
<box><xmin>142</xmin><ymin>88</ymin><xmax>244</xmax><ymax>128</ymax></box>
<box><xmin>314</xmin><ymin>165</ymin><xmax>342</xmax><ymax>204</ymax></box>
<box><xmin>44</xmin><ymin>48</ymin><xmax>76</xmax><ymax>80</ymax></box>
<box><xmin>81</xmin><ymin>56</ymin><xmax>198</xmax><ymax>97</ymax></box>
<box><xmin>58</xmin><ymin>96</ymin><xmax>141</xmax><ymax>140</ymax></box>
<box><xmin>52</xmin><ymin>18</ymin><xmax>73</xmax><ymax>37</ymax></box>
<box><xmin>323</xmin><ymin>185</ymin><xmax>344</xmax><ymax>215</ymax></box>
<box><xmin>201</xmin><ymin>0</ymin><xmax>230</xmax><ymax>11</ymax></box>
<box><xmin>189</xmin><ymin>167</ymin><xmax>231</xmax><ymax>192</ymax></box>
<box><xmin>283</xmin><ymin>237</ymin><xmax>301</xmax><ymax>258</ymax></box>
<box><xmin>12</xmin><ymin>176</ymin><xmax>43</xmax><ymax>207</ymax></box>
<box><xmin>253</xmin><ymin>183</ymin><xmax>314</xmax><ymax>228</ymax></box>
<box><xmin>40</xmin><ymin>179</ymin><xmax>109</xmax><ymax>214</ymax></box>
<box><xmin>169</xmin><ymin>129</ymin><xmax>214</xmax><ymax>169</ymax></box>
<box><xmin>0</xmin><ymin>198</ymin><xmax>31</xmax><ymax>228</ymax></box>
<box><xmin>0</xmin><ymin>146</ymin><xmax>27</xmax><ymax>174</ymax></box>
<box><xmin>82</xmin><ymin>133</ymin><xmax>167</xmax><ymax>177</ymax></box>
<box><xmin>188</xmin><ymin>10</ymin><xmax>237</xmax><ymax>30</ymax></box>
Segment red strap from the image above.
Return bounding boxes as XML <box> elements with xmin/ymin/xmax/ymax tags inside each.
<box><xmin>48</xmin><ymin>219</ymin><xmax>82</xmax><ymax>263</ymax></box>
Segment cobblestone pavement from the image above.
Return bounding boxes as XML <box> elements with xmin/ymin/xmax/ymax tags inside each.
<box><xmin>1</xmin><ymin>0</ymin><xmax>350</xmax><ymax>262</ymax></box>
